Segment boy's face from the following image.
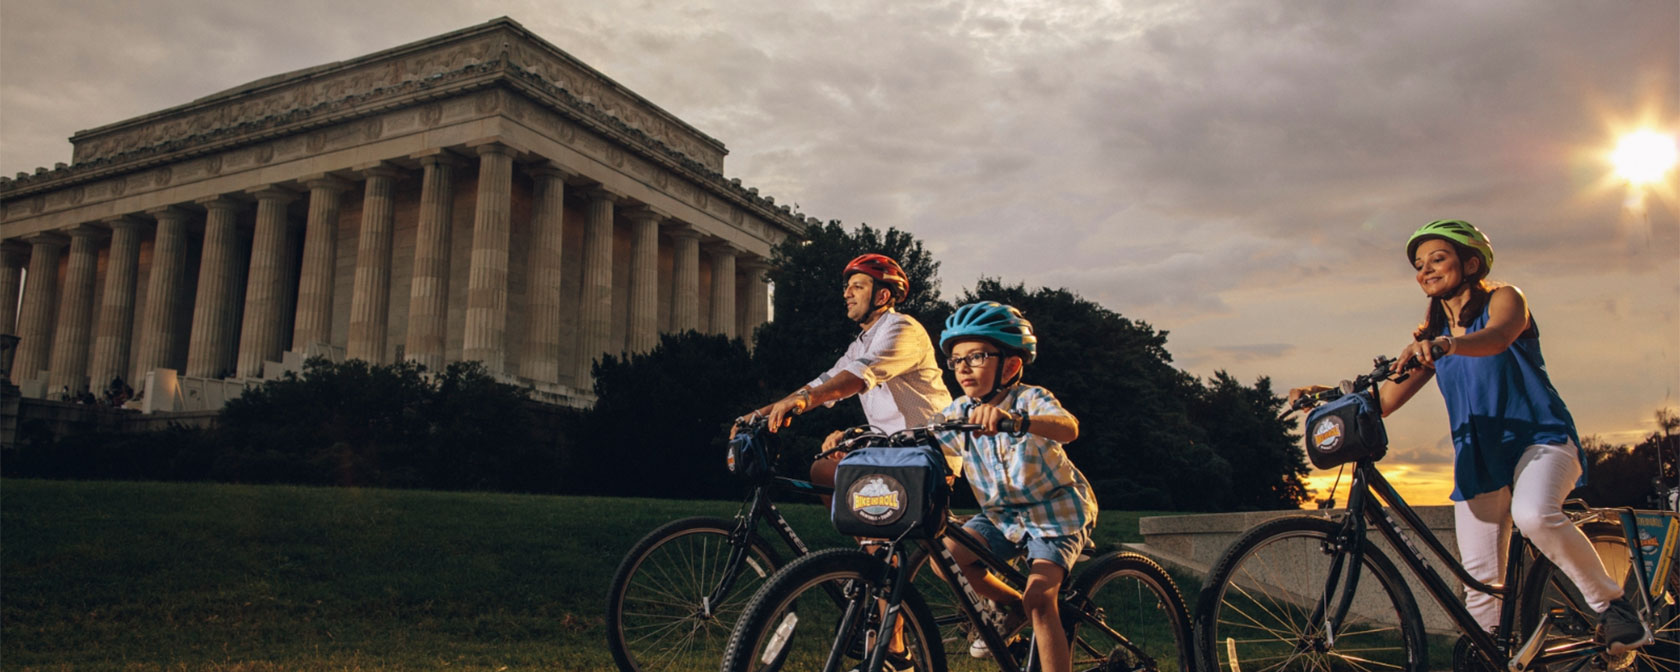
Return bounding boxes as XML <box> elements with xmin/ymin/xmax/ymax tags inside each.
<box><xmin>949</xmin><ymin>339</ymin><xmax>1007</xmax><ymax>399</ymax></box>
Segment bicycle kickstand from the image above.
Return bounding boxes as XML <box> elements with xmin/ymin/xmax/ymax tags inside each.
<box><xmin>1507</xmin><ymin>607</ymin><xmax>1562</xmax><ymax>672</ymax></box>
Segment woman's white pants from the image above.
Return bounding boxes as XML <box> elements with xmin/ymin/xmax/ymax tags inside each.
<box><xmin>1454</xmin><ymin>440</ymin><xmax>1624</xmax><ymax>632</ymax></box>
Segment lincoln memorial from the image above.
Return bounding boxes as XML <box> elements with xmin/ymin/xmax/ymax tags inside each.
<box><xmin>0</xmin><ymin>17</ymin><xmax>809</xmax><ymax>412</ymax></box>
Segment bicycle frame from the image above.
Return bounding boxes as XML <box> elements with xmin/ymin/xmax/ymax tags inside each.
<box><xmin>1321</xmin><ymin>458</ymin><xmax>1654</xmax><ymax>671</ymax></box>
<box><xmin>705</xmin><ymin>475</ymin><xmax>834</xmax><ymax>617</ymax></box>
<box><xmin>856</xmin><ymin>518</ymin><xmax>1151</xmax><ymax>672</ymax></box>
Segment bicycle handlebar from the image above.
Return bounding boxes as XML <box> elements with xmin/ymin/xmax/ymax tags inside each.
<box><xmin>1289</xmin><ymin>346</ymin><xmax>1445</xmax><ymax>412</ymax></box>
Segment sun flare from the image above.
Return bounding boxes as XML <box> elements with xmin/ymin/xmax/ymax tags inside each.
<box><xmin>1612</xmin><ymin>130</ymin><xmax>1678</xmax><ymax>186</ymax></box>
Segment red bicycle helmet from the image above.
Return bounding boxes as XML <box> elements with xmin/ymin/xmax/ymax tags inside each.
<box><xmin>842</xmin><ymin>254</ymin><xmax>909</xmax><ymax>302</ymax></box>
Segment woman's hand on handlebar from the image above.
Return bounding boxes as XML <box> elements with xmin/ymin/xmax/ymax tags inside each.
<box><xmin>1391</xmin><ymin>336</ymin><xmax>1451</xmax><ymax>374</ymax></box>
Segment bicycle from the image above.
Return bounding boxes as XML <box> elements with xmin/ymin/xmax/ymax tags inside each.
<box><xmin>1192</xmin><ymin>353</ymin><xmax>1679</xmax><ymax>672</ymax></box>
<box><xmin>605</xmin><ymin>417</ymin><xmax>961</xmax><ymax>672</ymax></box>
<box><xmin>719</xmin><ymin>421</ymin><xmax>1194</xmax><ymax>672</ymax></box>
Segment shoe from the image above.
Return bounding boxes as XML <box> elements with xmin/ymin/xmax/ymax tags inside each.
<box><xmin>846</xmin><ymin>651</ymin><xmax>913</xmax><ymax>672</ymax></box>
<box><xmin>967</xmin><ymin>604</ymin><xmax>1029</xmax><ymax>659</ymax></box>
<box><xmin>1597</xmin><ymin>597</ymin><xmax>1652</xmax><ymax>653</ymax></box>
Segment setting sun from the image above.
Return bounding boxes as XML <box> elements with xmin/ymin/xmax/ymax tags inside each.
<box><xmin>1612</xmin><ymin>130</ymin><xmax>1679</xmax><ymax>185</ymax></box>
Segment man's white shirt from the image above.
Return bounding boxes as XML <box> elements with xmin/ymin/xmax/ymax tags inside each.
<box><xmin>807</xmin><ymin>310</ymin><xmax>956</xmax><ymax>469</ymax></box>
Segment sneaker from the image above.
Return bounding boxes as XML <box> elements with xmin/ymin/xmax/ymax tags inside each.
<box><xmin>967</xmin><ymin>605</ymin><xmax>1029</xmax><ymax>659</ymax></box>
<box><xmin>847</xmin><ymin>651</ymin><xmax>913</xmax><ymax>672</ymax></box>
<box><xmin>1597</xmin><ymin>597</ymin><xmax>1652</xmax><ymax>653</ymax></box>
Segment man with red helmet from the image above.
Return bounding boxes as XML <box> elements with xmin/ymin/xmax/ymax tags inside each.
<box><xmin>741</xmin><ymin>253</ymin><xmax>953</xmax><ymax>487</ymax></box>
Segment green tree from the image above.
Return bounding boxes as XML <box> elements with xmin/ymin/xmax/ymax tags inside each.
<box><xmin>1188</xmin><ymin>371</ymin><xmax>1311</xmax><ymax>510</ymax></box>
<box><xmin>1575</xmin><ymin>408</ymin><xmax>1678</xmax><ymax>508</ymax></box>
<box><xmin>213</xmin><ymin>358</ymin><xmax>552</xmax><ymax>491</ymax></box>
<box><xmin>956</xmin><ymin>279</ymin><xmax>1226</xmax><ymax>510</ymax></box>
<box><xmin>579</xmin><ymin>331</ymin><xmax>765</xmax><ymax>499</ymax></box>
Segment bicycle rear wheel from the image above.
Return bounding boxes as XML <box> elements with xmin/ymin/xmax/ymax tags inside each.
<box><xmin>1067</xmin><ymin>551</ymin><xmax>1193</xmax><ymax>672</ymax></box>
<box><xmin>1194</xmin><ymin>515</ymin><xmax>1428</xmax><ymax>672</ymax></box>
<box><xmin>721</xmin><ymin>547</ymin><xmax>947</xmax><ymax>672</ymax></box>
<box><xmin>607</xmin><ymin>516</ymin><xmax>782</xmax><ymax>672</ymax></box>
<box><xmin>1518</xmin><ymin>522</ymin><xmax>1680</xmax><ymax>672</ymax></box>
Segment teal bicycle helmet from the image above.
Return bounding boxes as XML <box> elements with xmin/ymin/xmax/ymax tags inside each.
<box><xmin>1406</xmin><ymin>219</ymin><xmax>1494</xmax><ymax>277</ymax></box>
<box><xmin>941</xmin><ymin>301</ymin><xmax>1037</xmax><ymax>364</ymax></box>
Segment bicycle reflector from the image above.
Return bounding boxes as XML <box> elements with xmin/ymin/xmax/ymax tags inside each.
<box><xmin>1304</xmin><ymin>391</ymin><xmax>1389</xmax><ymax>469</ymax></box>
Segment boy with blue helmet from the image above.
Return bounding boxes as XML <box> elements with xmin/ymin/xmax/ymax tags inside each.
<box><xmin>934</xmin><ymin>301</ymin><xmax>1098</xmax><ymax>672</ymax></box>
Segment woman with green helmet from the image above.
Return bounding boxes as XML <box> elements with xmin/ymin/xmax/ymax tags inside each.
<box><xmin>1292</xmin><ymin>219</ymin><xmax>1648</xmax><ymax>652</ymax></box>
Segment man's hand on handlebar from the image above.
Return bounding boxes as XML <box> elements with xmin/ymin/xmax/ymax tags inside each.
<box><xmin>763</xmin><ymin>396</ymin><xmax>809</xmax><ymax>434</ymax></box>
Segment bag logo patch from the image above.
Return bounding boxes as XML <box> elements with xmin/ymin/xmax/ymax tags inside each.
<box><xmin>848</xmin><ymin>475</ymin><xmax>906</xmax><ymax>525</ymax></box>
<box><xmin>1312</xmin><ymin>416</ymin><xmax>1345</xmax><ymax>452</ymax></box>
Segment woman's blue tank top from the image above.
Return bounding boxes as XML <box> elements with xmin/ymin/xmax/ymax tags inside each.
<box><xmin>1431</xmin><ymin>301</ymin><xmax>1584</xmax><ymax>501</ymax></box>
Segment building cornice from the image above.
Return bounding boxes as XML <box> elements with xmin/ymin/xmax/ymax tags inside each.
<box><xmin>1</xmin><ymin>17</ymin><xmax>815</xmax><ymax>238</ymax></box>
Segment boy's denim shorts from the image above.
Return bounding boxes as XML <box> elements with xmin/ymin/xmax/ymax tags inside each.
<box><xmin>962</xmin><ymin>514</ymin><xmax>1089</xmax><ymax>572</ymax></box>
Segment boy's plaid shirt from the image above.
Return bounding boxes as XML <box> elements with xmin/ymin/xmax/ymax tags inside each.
<box><xmin>935</xmin><ymin>384</ymin><xmax>1098</xmax><ymax>542</ymax></box>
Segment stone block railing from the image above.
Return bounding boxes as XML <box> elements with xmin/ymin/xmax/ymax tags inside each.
<box><xmin>1128</xmin><ymin>506</ymin><xmax>1467</xmax><ymax>634</ymax></box>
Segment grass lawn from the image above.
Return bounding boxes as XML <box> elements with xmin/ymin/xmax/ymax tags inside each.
<box><xmin>1</xmin><ymin>479</ymin><xmax>1188</xmax><ymax>670</ymax></box>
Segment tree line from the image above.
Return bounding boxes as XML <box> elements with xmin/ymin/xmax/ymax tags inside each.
<box><xmin>7</xmin><ymin>222</ymin><xmax>1670</xmax><ymax>511</ymax></box>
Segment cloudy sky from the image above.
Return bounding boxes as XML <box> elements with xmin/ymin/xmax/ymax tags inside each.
<box><xmin>3</xmin><ymin>0</ymin><xmax>1676</xmax><ymax>504</ymax></box>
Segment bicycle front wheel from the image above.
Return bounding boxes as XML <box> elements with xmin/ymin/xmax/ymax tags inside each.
<box><xmin>1194</xmin><ymin>515</ymin><xmax>1428</xmax><ymax>672</ymax></box>
<box><xmin>721</xmin><ymin>547</ymin><xmax>947</xmax><ymax>672</ymax></box>
<box><xmin>1518</xmin><ymin>522</ymin><xmax>1680</xmax><ymax>672</ymax></box>
<box><xmin>607</xmin><ymin>516</ymin><xmax>782</xmax><ymax>672</ymax></box>
<box><xmin>1067</xmin><ymin>551</ymin><xmax>1194</xmax><ymax>672</ymax></box>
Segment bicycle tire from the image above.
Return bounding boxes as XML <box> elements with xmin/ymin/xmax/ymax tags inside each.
<box><xmin>721</xmin><ymin>547</ymin><xmax>948</xmax><ymax>672</ymax></box>
<box><xmin>607</xmin><ymin>516</ymin><xmax>783</xmax><ymax>672</ymax></box>
<box><xmin>1067</xmin><ymin>551</ymin><xmax>1194</xmax><ymax>672</ymax></box>
<box><xmin>1194</xmin><ymin>515</ymin><xmax>1428</xmax><ymax>672</ymax></box>
<box><xmin>1517</xmin><ymin>522</ymin><xmax>1679</xmax><ymax>672</ymax></box>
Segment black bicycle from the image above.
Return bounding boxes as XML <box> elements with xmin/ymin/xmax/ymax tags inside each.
<box><xmin>1192</xmin><ymin>354</ymin><xmax>1679</xmax><ymax>672</ymax></box>
<box><xmin>720</xmin><ymin>421</ymin><xmax>1194</xmax><ymax>672</ymax></box>
<box><xmin>606</xmin><ymin>417</ymin><xmax>961</xmax><ymax>672</ymax></box>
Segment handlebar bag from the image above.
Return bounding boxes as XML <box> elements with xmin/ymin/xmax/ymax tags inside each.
<box><xmin>1305</xmin><ymin>390</ymin><xmax>1388</xmax><ymax>469</ymax></box>
<box><xmin>832</xmin><ymin>445</ymin><xmax>949</xmax><ymax>539</ymax></box>
<box><xmin>726</xmin><ymin>428</ymin><xmax>775</xmax><ymax>482</ymax></box>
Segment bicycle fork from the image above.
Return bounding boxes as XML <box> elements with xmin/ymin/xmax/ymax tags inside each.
<box><xmin>1309</xmin><ymin>513</ymin><xmax>1369</xmax><ymax>653</ymax></box>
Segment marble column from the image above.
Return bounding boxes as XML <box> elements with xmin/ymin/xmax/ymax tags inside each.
<box><xmin>292</xmin><ymin>175</ymin><xmax>350</xmax><ymax>353</ymax></box>
<box><xmin>404</xmin><ymin>150</ymin><xmax>462</xmax><ymax>371</ymax></box>
<box><xmin>518</xmin><ymin>162</ymin><xmax>570</xmax><ymax>382</ymax></box>
<box><xmin>706</xmin><ymin>242</ymin><xmax>738</xmax><ymax>339</ymax></box>
<box><xmin>47</xmin><ymin>224</ymin><xmax>106</xmax><ymax>395</ymax></box>
<box><xmin>236</xmin><ymin>186</ymin><xmax>297</xmax><ymax>378</ymax></box>
<box><xmin>0</xmin><ymin>241</ymin><xmax>27</xmax><ymax>336</ymax></box>
<box><xmin>135</xmin><ymin>206</ymin><xmax>191</xmax><ymax>374</ymax></box>
<box><xmin>89</xmin><ymin>216</ymin><xmax>146</xmax><ymax>388</ymax></box>
<box><xmin>462</xmin><ymin>142</ymin><xmax>516</xmax><ymax>372</ymax></box>
<box><xmin>13</xmin><ymin>232</ymin><xmax>67</xmax><ymax>384</ymax></box>
<box><xmin>623</xmin><ymin>206</ymin><xmax>662</xmax><ymax>354</ymax></box>
<box><xmin>347</xmin><ymin>163</ymin><xmax>402</xmax><ymax>363</ymax></box>
<box><xmin>739</xmin><ymin>257</ymin><xmax>770</xmax><ymax>347</ymax></box>
<box><xmin>575</xmin><ymin>187</ymin><xmax>618</xmax><ymax>387</ymax></box>
<box><xmin>665</xmin><ymin>223</ymin><xmax>701</xmax><ymax>334</ymax></box>
<box><xmin>186</xmin><ymin>197</ymin><xmax>244</xmax><ymax>378</ymax></box>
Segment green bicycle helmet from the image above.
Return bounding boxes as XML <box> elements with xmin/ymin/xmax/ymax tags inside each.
<box><xmin>941</xmin><ymin>301</ymin><xmax>1037</xmax><ymax>364</ymax></box>
<box><xmin>1406</xmin><ymin>219</ymin><xmax>1494</xmax><ymax>276</ymax></box>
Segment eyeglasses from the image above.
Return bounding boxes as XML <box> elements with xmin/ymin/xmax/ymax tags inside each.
<box><xmin>946</xmin><ymin>351</ymin><xmax>1002</xmax><ymax>370</ymax></box>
